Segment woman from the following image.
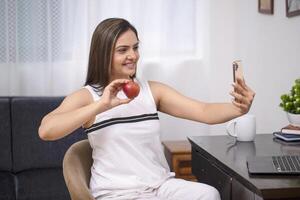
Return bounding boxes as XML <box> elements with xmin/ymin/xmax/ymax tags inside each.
<box><xmin>39</xmin><ymin>18</ymin><xmax>255</xmax><ymax>200</ymax></box>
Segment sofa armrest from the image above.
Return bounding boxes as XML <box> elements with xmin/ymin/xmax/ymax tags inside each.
<box><xmin>63</xmin><ymin>139</ymin><xmax>95</xmax><ymax>200</ymax></box>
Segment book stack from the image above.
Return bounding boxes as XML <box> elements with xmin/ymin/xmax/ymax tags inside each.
<box><xmin>273</xmin><ymin>124</ymin><xmax>300</xmax><ymax>142</ymax></box>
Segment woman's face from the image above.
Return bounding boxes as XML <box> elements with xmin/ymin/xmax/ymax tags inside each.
<box><xmin>110</xmin><ymin>29</ymin><xmax>139</xmax><ymax>81</ymax></box>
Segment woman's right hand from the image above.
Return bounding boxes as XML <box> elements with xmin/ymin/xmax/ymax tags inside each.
<box><xmin>38</xmin><ymin>79</ymin><xmax>132</xmax><ymax>140</ymax></box>
<box><xmin>100</xmin><ymin>79</ymin><xmax>132</xmax><ymax>109</ymax></box>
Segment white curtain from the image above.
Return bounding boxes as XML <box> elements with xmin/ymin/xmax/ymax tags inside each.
<box><xmin>0</xmin><ymin>0</ymin><xmax>201</xmax><ymax>96</ymax></box>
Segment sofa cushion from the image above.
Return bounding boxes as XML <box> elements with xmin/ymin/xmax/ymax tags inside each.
<box><xmin>0</xmin><ymin>172</ymin><xmax>15</xmax><ymax>200</ymax></box>
<box><xmin>0</xmin><ymin>97</ymin><xmax>12</xmax><ymax>171</ymax></box>
<box><xmin>11</xmin><ymin>97</ymin><xmax>87</xmax><ymax>172</ymax></box>
<box><xmin>16</xmin><ymin>168</ymin><xmax>70</xmax><ymax>200</ymax></box>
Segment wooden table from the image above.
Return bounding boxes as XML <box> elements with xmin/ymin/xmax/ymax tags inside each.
<box><xmin>162</xmin><ymin>140</ymin><xmax>197</xmax><ymax>181</ymax></box>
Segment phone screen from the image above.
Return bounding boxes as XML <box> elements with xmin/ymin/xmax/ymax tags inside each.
<box><xmin>232</xmin><ymin>60</ymin><xmax>244</xmax><ymax>83</ymax></box>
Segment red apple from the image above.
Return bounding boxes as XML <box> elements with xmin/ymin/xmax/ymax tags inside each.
<box><xmin>122</xmin><ymin>81</ymin><xmax>140</xmax><ymax>99</ymax></box>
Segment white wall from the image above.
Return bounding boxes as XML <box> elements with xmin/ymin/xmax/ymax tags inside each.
<box><xmin>142</xmin><ymin>0</ymin><xmax>300</xmax><ymax>141</ymax></box>
<box><xmin>138</xmin><ymin>0</ymin><xmax>212</xmax><ymax>141</ymax></box>
<box><xmin>236</xmin><ymin>0</ymin><xmax>300</xmax><ymax>133</ymax></box>
<box><xmin>139</xmin><ymin>58</ymin><xmax>210</xmax><ymax>141</ymax></box>
<box><xmin>209</xmin><ymin>0</ymin><xmax>300</xmax><ymax>135</ymax></box>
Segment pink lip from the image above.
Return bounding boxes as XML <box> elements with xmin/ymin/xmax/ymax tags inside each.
<box><xmin>123</xmin><ymin>63</ymin><xmax>135</xmax><ymax>67</ymax></box>
<box><xmin>123</xmin><ymin>62</ymin><xmax>135</xmax><ymax>65</ymax></box>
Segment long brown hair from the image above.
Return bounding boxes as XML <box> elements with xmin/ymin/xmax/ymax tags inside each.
<box><xmin>85</xmin><ymin>18</ymin><xmax>138</xmax><ymax>91</ymax></box>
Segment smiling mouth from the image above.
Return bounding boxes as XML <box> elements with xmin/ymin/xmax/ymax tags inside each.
<box><xmin>123</xmin><ymin>63</ymin><xmax>135</xmax><ymax>69</ymax></box>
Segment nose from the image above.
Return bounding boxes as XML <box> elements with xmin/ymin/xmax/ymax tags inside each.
<box><xmin>126</xmin><ymin>49</ymin><xmax>138</xmax><ymax>60</ymax></box>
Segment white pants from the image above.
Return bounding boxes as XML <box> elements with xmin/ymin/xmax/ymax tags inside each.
<box><xmin>98</xmin><ymin>178</ymin><xmax>221</xmax><ymax>200</ymax></box>
<box><xmin>154</xmin><ymin>178</ymin><xmax>220</xmax><ymax>200</ymax></box>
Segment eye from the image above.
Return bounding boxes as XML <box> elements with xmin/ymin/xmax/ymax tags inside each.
<box><xmin>133</xmin><ymin>46</ymin><xmax>139</xmax><ymax>51</ymax></box>
<box><xmin>117</xmin><ymin>48</ymin><xmax>127</xmax><ymax>53</ymax></box>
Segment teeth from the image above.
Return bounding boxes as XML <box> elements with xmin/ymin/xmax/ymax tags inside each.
<box><xmin>125</xmin><ymin>63</ymin><xmax>134</xmax><ymax>67</ymax></box>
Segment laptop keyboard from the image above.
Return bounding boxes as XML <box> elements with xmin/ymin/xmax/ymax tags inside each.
<box><xmin>272</xmin><ymin>155</ymin><xmax>300</xmax><ymax>172</ymax></box>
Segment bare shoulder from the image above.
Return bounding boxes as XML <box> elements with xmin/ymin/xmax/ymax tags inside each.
<box><xmin>148</xmin><ymin>80</ymin><xmax>169</xmax><ymax>91</ymax></box>
<box><xmin>65</xmin><ymin>87</ymin><xmax>93</xmax><ymax>104</ymax></box>
<box><xmin>148</xmin><ymin>80</ymin><xmax>178</xmax><ymax>95</ymax></box>
<box><xmin>148</xmin><ymin>81</ymin><xmax>178</xmax><ymax>106</ymax></box>
<box><xmin>50</xmin><ymin>87</ymin><xmax>94</xmax><ymax>115</ymax></box>
<box><xmin>148</xmin><ymin>81</ymin><xmax>163</xmax><ymax>104</ymax></box>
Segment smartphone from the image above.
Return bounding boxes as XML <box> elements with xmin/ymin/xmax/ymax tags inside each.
<box><xmin>232</xmin><ymin>60</ymin><xmax>244</xmax><ymax>83</ymax></box>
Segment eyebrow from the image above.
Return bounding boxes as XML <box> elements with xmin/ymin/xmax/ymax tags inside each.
<box><xmin>115</xmin><ymin>42</ymin><xmax>139</xmax><ymax>49</ymax></box>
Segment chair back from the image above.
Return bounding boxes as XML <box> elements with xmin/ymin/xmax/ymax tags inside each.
<box><xmin>63</xmin><ymin>139</ymin><xmax>95</xmax><ymax>200</ymax></box>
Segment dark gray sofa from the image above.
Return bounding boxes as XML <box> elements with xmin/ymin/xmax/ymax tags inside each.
<box><xmin>0</xmin><ymin>97</ymin><xmax>87</xmax><ymax>200</ymax></box>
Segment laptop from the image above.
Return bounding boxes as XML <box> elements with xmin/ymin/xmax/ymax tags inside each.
<box><xmin>247</xmin><ymin>155</ymin><xmax>300</xmax><ymax>175</ymax></box>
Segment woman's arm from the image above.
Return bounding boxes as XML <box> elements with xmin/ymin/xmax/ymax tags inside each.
<box><xmin>149</xmin><ymin>78</ymin><xmax>255</xmax><ymax>124</ymax></box>
<box><xmin>38</xmin><ymin>79</ymin><xmax>131</xmax><ymax>141</ymax></box>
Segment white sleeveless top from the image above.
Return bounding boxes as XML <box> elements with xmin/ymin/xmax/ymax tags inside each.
<box><xmin>84</xmin><ymin>78</ymin><xmax>174</xmax><ymax>199</ymax></box>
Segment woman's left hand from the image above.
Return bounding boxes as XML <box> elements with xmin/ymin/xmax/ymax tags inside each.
<box><xmin>230</xmin><ymin>78</ymin><xmax>255</xmax><ymax>114</ymax></box>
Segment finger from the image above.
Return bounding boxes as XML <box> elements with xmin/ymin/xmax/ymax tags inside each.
<box><xmin>247</xmin><ymin>87</ymin><xmax>256</xmax><ymax>98</ymax></box>
<box><xmin>107</xmin><ymin>80</ymin><xmax>128</xmax><ymax>92</ymax></box>
<box><xmin>230</xmin><ymin>91</ymin><xmax>242</xmax><ymax>100</ymax></box>
<box><xmin>232</xmin><ymin>83</ymin><xmax>242</xmax><ymax>94</ymax></box>
<box><xmin>119</xmin><ymin>98</ymin><xmax>132</xmax><ymax>105</ymax></box>
<box><xmin>231</xmin><ymin>83</ymin><xmax>247</xmax><ymax>98</ymax></box>
<box><xmin>238</xmin><ymin>79</ymin><xmax>256</xmax><ymax>99</ymax></box>
<box><xmin>236</xmin><ymin>77</ymin><xmax>246</xmax><ymax>88</ymax></box>
<box><xmin>109</xmin><ymin>79</ymin><xmax>130</xmax><ymax>92</ymax></box>
<box><xmin>232</xmin><ymin>89</ymin><xmax>253</xmax><ymax>105</ymax></box>
<box><xmin>117</xmin><ymin>85</ymin><xmax>123</xmax><ymax>91</ymax></box>
<box><xmin>235</xmin><ymin>78</ymin><xmax>247</xmax><ymax>92</ymax></box>
<box><xmin>230</xmin><ymin>92</ymin><xmax>248</xmax><ymax>106</ymax></box>
<box><xmin>232</xmin><ymin>99</ymin><xmax>248</xmax><ymax>111</ymax></box>
<box><xmin>236</xmin><ymin>80</ymin><xmax>248</xmax><ymax>95</ymax></box>
<box><xmin>111</xmin><ymin>78</ymin><xmax>131</xmax><ymax>86</ymax></box>
<box><xmin>241</xmin><ymin>87</ymin><xmax>255</xmax><ymax>103</ymax></box>
<box><xmin>233</xmin><ymin>83</ymin><xmax>252</xmax><ymax>99</ymax></box>
<box><xmin>108</xmin><ymin>84</ymin><xmax>119</xmax><ymax>93</ymax></box>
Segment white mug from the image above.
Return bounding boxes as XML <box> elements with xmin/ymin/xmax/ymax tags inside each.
<box><xmin>226</xmin><ymin>114</ymin><xmax>256</xmax><ymax>142</ymax></box>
